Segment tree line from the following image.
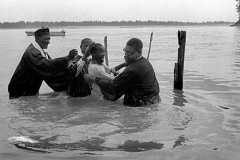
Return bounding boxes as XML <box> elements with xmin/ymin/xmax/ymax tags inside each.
<box><xmin>0</xmin><ymin>20</ymin><xmax>234</xmax><ymax>28</ymax></box>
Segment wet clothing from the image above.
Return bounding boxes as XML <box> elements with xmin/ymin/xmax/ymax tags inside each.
<box><xmin>66</xmin><ymin>71</ymin><xmax>92</xmax><ymax>97</ymax></box>
<box><xmin>8</xmin><ymin>43</ymin><xmax>72</xmax><ymax>98</ymax></box>
<box><xmin>95</xmin><ymin>57</ymin><xmax>160</xmax><ymax>106</ymax></box>
<box><xmin>66</xmin><ymin>57</ymin><xmax>92</xmax><ymax>97</ymax></box>
<box><xmin>88</xmin><ymin>62</ymin><xmax>115</xmax><ymax>94</ymax></box>
<box><xmin>88</xmin><ymin>63</ymin><xmax>115</xmax><ymax>79</ymax></box>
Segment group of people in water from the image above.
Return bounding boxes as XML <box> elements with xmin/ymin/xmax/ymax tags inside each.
<box><xmin>8</xmin><ymin>27</ymin><xmax>160</xmax><ymax>107</ymax></box>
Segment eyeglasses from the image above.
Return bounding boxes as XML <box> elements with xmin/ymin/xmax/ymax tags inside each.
<box><xmin>123</xmin><ymin>48</ymin><xmax>138</xmax><ymax>56</ymax></box>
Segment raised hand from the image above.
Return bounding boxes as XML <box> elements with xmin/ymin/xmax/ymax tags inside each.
<box><xmin>68</xmin><ymin>49</ymin><xmax>78</xmax><ymax>59</ymax></box>
<box><xmin>84</xmin><ymin>42</ymin><xmax>95</xmax><ymax>58</ymax></box>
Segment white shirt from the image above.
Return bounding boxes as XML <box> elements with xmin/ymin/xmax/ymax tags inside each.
<box><xmin>75</xmin><ymin>58</ymin><xmax>86</xmax><ymax>76</ymax></box>
<box><xmin>88</xmin><ymin>63</ymin><xmax>114</xmax><ymax>80</ymax></box>
<box><xmin>88</xmin><ymin>62</ymin><xmax>115</xmax><ymax>93</ymax></box>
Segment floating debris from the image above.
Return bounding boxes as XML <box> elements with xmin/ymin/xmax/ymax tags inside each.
<box><xmin>8</xmin><ymin>136</ymin><xmax>39</xmax><ymax>144</ymax></box>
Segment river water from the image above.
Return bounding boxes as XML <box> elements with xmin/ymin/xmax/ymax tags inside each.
<box><xmin>0</xmin><ymin>25</ymin><xmax>240</xmax><ymax>160</ymax></box>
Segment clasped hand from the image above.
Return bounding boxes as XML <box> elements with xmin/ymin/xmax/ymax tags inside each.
<box><xmin>67</xmin><ymin>49</ymin><xmax>78</xmax><ymax>72</ymax></box>
<box><xmin>68</xmin><ymin>49</ymin><xmax>78</xmax><ymax>59</ymax></box>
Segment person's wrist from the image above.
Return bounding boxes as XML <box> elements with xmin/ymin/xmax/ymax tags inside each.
<box><xmin>84</xmin><ymin>50</ymin><xmax>91</xmax><ymax>58</ymax></box>
<box><xmin>66</xmin><ymin>55</ymin><xmax>71</xmax><ymax>61</ymax></box>
<box><xmin>111</xmin><ymin>67</ymin><xmax>115</xmax><ymax>73</ymax></box>
<box><xmin>94</xmin><ymin>77</ymin><xmax>98</xmax><ymax>83</ymax></box>
<box><xmin>82</xmin><ymin>56</ymin><xmax>87</xmax><ymax>61</ymax></box>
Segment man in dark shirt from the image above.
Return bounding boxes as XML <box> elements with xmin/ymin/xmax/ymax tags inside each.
<box><xmin>8</xmin><ymin>27</ymin><xmax>78</xmax><ymax>98</ymax></box>
<box><xmin>84</xmin><ymin>38</ymin><xmax>160</xmax><ymax>106</ymax></box>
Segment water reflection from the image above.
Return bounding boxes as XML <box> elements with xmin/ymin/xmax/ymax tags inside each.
<box><xmin>117</xmin><ymin>140</ymin><xmax>164</xmax><ymax>152</ymax></box>
<box><xmin>11</xmin><ymin>134</ymin><xmax>190</xmax><ymax>153</ymax></box>
<box><xmin>7</xmin><ymin>91</ymin><xmax>196</xmax><ymax>153</ymax></box>
<box><xmin>172</xmin><ymin>89</ymin><xmax>188</xmax><ymax>107</ymax></box>
<box><xmin>15</xmin><ymin>138</ymin><xmax>165</xmax><ymax>153</ymax></box>
<box><xmin>7</xmin><ymin>93</ymin><xmax>163</xmax><ymax>151</ymax></box>
<box><xmin>173</xmin><ymin>135</ymin><xmax>189</xmax><ymax>148</ymax></box>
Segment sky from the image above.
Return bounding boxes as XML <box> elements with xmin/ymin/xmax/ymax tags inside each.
<box><xmin>0</xmin><ymin>0</ymin><xmax>239</xmax><ymax>23</ymax></box>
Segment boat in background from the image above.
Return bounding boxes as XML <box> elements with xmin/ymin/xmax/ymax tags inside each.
<box><xmin>25</xmin><ymin>29</ymin><xmax>66</xmax><ymax>36</ymax></box>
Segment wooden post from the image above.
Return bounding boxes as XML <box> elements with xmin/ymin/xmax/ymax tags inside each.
<box><xmin>147</xmin><ymin>32</ymin><xmax>153</xmax><ymax>60</ymax></box>
<box><xmin>104</xmin><ymin>36</ymin><xmax>109</xmax><ymax>66</ymax></box>
<box><xmin>239</xmin><ymin>0</ymin><xmax>240</xmax><ymax>19</ymax></box>
<box><xmin>174</xmin><ymin>31</ymin><xmax>186</xmax><ymax>90</ymax></box>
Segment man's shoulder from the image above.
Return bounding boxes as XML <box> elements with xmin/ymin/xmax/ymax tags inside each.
<box><xmin>26</xmin><ymin>43</ymin><xmax>37</xmax><ymax>51</ymax></box>
<box><xmin>136</xmin><ymin>57</ymin><xmax>152</xmax><ymax>68</ymax></box>
<box><xmin>138</xmin><ymin>56</ymin><xmax>149</xmax><ymax>64</ymax></box>
<box><xmin>126</xmin><ymin>57</ymin><xmax>153</xmax><ymax>74</ymax></box>
<box><xmin>24</xmin><ymin>44</ymin><xmax>42</xmax><ymax>59</ymax></box>
<box><xmin>26</xmin><ymin>44</ymin><xmax>40</xmax><ymax>54</ymax></box>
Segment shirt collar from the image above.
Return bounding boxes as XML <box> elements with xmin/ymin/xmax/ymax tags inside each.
<box><xmin>136</xmin><ymin>55</ymin><xmax>143</xmax><ymax>60</ymax></box>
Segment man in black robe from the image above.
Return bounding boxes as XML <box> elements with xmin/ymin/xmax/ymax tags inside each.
<box><xmin>8</xmin><ymin>27</ymin><xmax>78</xmax><ymax>98</ymax></box>
<box><xmin>84</xmin><ymin>38</ymin><xmax>160</xmax><ymax>106</ymax></box>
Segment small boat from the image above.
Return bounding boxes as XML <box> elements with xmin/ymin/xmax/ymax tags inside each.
<box><xmin>25</xmin><ymin>29</ymin><xmax>66</xmax><ymax>36</ymax></box>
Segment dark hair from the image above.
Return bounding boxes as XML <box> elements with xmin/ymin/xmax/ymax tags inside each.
<box><xmin>81</xmin><ymin>38</ymin><xmax>92</xmax><ymax>46</ymax></box>
<box><xmin>90</xmin><ymin>43</ymin><xmax>105</xmax><ymax>55</ymax></box>
<box><xmin>126</xmin><ymin>38</ymin><xmax>143</xmax><ymax>51</ymax></box>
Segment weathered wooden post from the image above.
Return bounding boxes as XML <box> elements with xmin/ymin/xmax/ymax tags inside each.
<box><xmin>104</xmin><ymin>36</ymin><xmax>109</xmax><ymax>66</ymax></box>
<box><xmin>174</xmin><ymin>31</ymin><xmax>186</xmax><ymax>90</ymax></box>
<box><xmin>239</xmin><ymin>0</ymin><xmax>240</xmax><ymax>19</ymax></box>
<box><xmin>147</xmin><ymin>32</ymin><xmax>153</xmax><ymax>60</ymax></box>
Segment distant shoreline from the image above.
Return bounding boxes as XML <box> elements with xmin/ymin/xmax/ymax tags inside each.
<box><xmin>0</xmin><ymin>21</ymin><xmax>235</xmax><ymax>29</ymax></box>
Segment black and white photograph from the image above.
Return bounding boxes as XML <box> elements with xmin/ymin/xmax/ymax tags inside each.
<box><xmin>0</xmin><ymin>0</ymin><xmax>240</xmax><ymax>159</ymax></box>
